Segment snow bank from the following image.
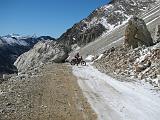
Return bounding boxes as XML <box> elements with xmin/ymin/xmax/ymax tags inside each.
<box><xmin>94</xmin><ymin>54</ymin><xmax>104</xmax><ymax>61</ymax></box>
<box><xmin>72</xmin><ymin>65</ymin><xmax>160</xmax><ymax>120</ymax></box>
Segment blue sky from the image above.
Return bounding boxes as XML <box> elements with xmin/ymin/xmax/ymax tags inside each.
<box><xmin>0</xmin><ymin>0</ymin><xmax>111</xmax><ymax>38</ymax></box>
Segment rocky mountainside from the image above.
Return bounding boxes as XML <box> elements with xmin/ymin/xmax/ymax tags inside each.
<box><xmin>13</xmin><ymin>0</ymin><xmax>160</xmax><ymax>74</ymax></box>
<box><xmin>58</xmin><ymin>0</ymin><xmax>157</xmax><ymax>50</ymax></box>
<box><xmin>93</xmin><ymin>16</ymin><xmax>160</xmax><ymax>87</ymax></box>
<box><xmin>79</xmin><ymin>0</ymin><xmax>160</xmax><ymax>58</ymax></box>
<box><xmin>0</xmin><ymin>34</ymin><xmax>55</xmax><ymax>74</ymax></box>
<box><xmin>73</xmin><ymin>1</ymin><xmax>160</xmax><ymax>88</ymax></box>
<box><xmin>14</xmin><ymin>40</ymin><xmax>68</xmax><ymax>73</ymax></box>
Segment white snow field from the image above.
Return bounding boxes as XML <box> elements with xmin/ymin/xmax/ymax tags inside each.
<box><xmin>72</xmin><ymin>64</ymin><xmax>160</xmax><ymax>120</ymax></box>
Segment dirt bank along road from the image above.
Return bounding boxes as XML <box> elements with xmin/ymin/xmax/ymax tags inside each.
<box><xmin>0</xmin><ymin>63</ymin><xmax>96</xmax><ymax>120</ymax></box>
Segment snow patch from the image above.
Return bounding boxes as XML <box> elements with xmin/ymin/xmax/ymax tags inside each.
<box><xmin>85</xmin><ymin>55</ymin><xmax>95</xmax><ymax>62</ymax></box>
<box><xmin>103</xmin><ymin>4</ymin><xmax>113</xmax><ymax>10</ymax></box>
<box><xmin>1</xmin><ymin>35</ymin><xmax>29</xmax><ymax>46</ymax></box>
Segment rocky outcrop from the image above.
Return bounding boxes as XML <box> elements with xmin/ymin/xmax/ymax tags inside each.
<box><xmin>14</xmin><ymin>41</ymin><xmax>68</xmax><ymax>73</ymax></box>
<box><xmin>59</xmin><ymin>23</ymin><xmax>106</xmax><ymax>49</ymax></box>
<box><xmin>125</xmin><ymin>17</ymin><xmax>153</xmax><ymax>48</ymax></box>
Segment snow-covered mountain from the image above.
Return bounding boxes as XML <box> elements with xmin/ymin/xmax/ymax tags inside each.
<box><xmin>82</xmin><ymin>0</ymin><xmax>155</xmax><ymax>31</ymax></box>
<box><xmin>0</xmin><ymin>34</ymin><xmax>38</xmax><ymax>46</ymax></box>
<box><xmin>0</xmin><ymin>34</ymin><xmax>56</xmax><ymax>46</ymax></box>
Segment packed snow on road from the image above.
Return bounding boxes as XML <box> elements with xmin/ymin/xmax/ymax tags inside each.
<box><xmin>72</xmin><ymin>64</ymin><xmax>160</xmax><ymax>120</ymax></box>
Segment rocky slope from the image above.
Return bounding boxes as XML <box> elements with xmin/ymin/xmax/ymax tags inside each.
<box><xmin>0</xmin><ymin>34</ymin><xmax>55</xmax><ymax>74</ymax></box>
<box><xmin>79</xmin><ymin>0</ymin><xmax>160</xmax><ymax>58</ymax></box>
<box><xmin>94</xmin><ymin>16</ymin><xmax>160</xmax><ymax>87</ymax></box>
<box><xmin>94</xmin><ymin>43</ymin><xmax>160</xmax><ymax>86</ymax></box>
<box><xmin>14</xmin><ymin>40</ymin><xmax>68</xmax><ymax>73</ymax></box>
<box><xmin>72</xmin><ymin>0</ymin><xmax>160</xmax><ymax>88</ymax></box>
<box><xmin>58</xmin><ymin>0</ymin><xmax>157</xmax><ymax>50</ymax></box>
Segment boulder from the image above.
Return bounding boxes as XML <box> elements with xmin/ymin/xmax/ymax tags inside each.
<box><xmin>125</xmin><ymin>16</ymin><xmax>153</xmax><ymax>48</ymax></box>
<box><xmin>134</xmin><ymin>60</ymin><xmax>151</xmax><ymax>73</ymax></box>
<box><xmin>14</xmin><ymin>40</ymin><xmax>68</xmax><ymax>73</ymax></box>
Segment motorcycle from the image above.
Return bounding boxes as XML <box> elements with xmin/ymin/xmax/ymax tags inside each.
<box><xmin>70</xmin><ymin>57</ymin><xmax>86</xmax><ymax>66</ymax></box>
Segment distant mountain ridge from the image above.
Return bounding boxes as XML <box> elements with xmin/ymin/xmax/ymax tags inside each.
<box><xmin>0</xmin><ymin>34</ymin><xmax>56</xmax><ymax>46</ymax></box>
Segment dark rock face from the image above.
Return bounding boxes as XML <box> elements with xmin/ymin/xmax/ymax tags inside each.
<box><xmin>58</xmin><ymin>23</ymin><xmax>106</xmax><ymax>48</ymax></box>
<box><xmin>37</xmin><ymin>36</ymin><xmax>56</xmax><ymax>41</ymax></box>
<box><xmin>125</xmin><ymin>17</ymin><xmax>153</xmax><ymax>48</ymax></box>
<box><xmin>0</xmin><ymin>45</ymin><xmax>31</xmax><ymax>74</ymax></box>
<box><xmin>154</xmin><ymin>25</ymin><xmax>160</xmax><ymax>43</ymax></box>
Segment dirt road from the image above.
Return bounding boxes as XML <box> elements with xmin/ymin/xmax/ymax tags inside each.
<box><xmin>0</xmin><ymin>63</ymin><xmax>96</xmax><ymax>120</ymax></box>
